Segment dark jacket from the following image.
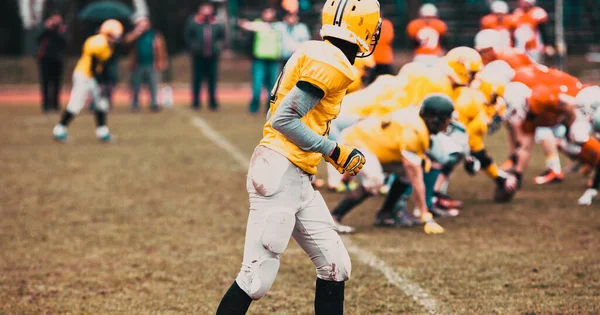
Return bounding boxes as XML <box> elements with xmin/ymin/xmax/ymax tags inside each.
<box><xmin>184</xmin><ymin>15</ymin><xmax>225</xmax><ymax>58</ymax></box>
<box><xmin>37</xmin><ymin>26</ymin><xmax>67</xmax><ymax>62</ymax></box>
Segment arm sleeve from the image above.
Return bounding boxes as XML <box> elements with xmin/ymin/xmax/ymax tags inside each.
<box><xmin>270</xmin><ymin>83</ymin><xmax>336</xmax><ymax>155</ymax></box>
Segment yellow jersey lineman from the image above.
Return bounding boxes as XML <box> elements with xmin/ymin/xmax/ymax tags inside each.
<box><xmin>52</xmin><ymin>19</ymin><xmax>123</xmax><ymax>142</ymax></box>
<box><xmin>330</xmin><ymin>96</ymin><xmax>454</xmax><ymax>234</ymax></box>
<box><xmin>215</xmin><ymin>1</ymin><xmax>381</xmax><ymax>314</ymax></box>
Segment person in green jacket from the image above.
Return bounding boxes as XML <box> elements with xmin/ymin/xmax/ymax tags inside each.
<box><xmin>184</xmin><ymin>3</ymin><xmax>226</xmax><ymax>110</ymax></box>
<box><xmin>238</xmin><ymin>7</ymin><xmax>281</xmax><ymax>114</ymax></box>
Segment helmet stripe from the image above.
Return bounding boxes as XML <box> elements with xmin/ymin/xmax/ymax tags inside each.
<box><xmin>333</xmin><ymin>0</ymin><xmax>349</xmax><ymax>26</ymax></box>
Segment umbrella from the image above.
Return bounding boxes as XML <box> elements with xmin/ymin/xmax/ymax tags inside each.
<box><xmin>79</xmin><ymin>1</ymin><xmax>133</xmax><ymax>21</ymax></box>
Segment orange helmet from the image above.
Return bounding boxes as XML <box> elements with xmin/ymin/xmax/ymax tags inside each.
<box><xmin>99</xmin><ymin>19</ymin><xmax>124</xmax><ymax>41</ymax></box>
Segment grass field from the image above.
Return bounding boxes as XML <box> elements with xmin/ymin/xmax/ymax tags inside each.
<box><xmin>1</xmin><ymin>103</ymin><xmax>599</xmax><ymax>314</ymax></box>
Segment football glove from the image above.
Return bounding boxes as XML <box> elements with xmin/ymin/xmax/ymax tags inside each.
<box><xmin>324</xmin><ymin>144</ymin><xmax>366</xmax><ymax>176</ymax></box>
<box><xmin>421</xmin><ymin>212</ymin><xmax>444</xmax><ymax>234</ymax></box>
<box><xmin>496</xmin><ymin>170</ymin><xmax>520</xmax><ymax>191</ymax></box>
<box><xmin>463</xmin><ymin>156</ymin><xmax>481</xmax><ymax>176</ymax></box>
<box><xmin>578</xmin><ymin>188</ymin><xmax>598</xmax><ymax>206</ymax></box>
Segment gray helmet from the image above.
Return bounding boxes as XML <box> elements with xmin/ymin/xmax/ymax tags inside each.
<box><xmin>419</xmin><ymin>93</ymin><xmax>455</xmax><ymax>134</ymax></box>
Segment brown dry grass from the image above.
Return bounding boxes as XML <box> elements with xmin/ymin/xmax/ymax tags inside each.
<box><xmin>0</xmin><ymin>104</ymin><xmax>599</xmax><ymax>314</ymax></box>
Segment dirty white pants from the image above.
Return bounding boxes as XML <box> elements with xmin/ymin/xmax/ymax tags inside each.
<box><xmin>235</xmin><ymin>146</ymin><xmax>351</xmax><ymax>300</ymax></box>
<box><xmin>66</xmin><ymin>72</ymin><xmax>108</xmax><ymax>114</ymax></box>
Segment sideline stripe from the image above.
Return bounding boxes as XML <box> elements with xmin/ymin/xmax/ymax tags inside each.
<box><xmin>342</xmin><ymin>236</ymin><xmax>440</xmax><ymax>314</ymax></box>
<box><xmin>190</xmin><ymin>115</ymin><xmax>441</xmax><ymax>314</ymax></box>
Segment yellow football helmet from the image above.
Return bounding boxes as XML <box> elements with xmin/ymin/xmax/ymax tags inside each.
<box><xmin>320</xmin><ymin>0</ymin><xmax>382</xmax><ymax>57</ymax></box>
<box><xmin>99</xmin><ymin>19</ymin><xmax>123</xmax><ymax>42</ymax></box>
<box><xmin>397</xmin><ymin>61</ymin><xmax>428</xmax><ymax>78</ymax></box>
<box><xmin>473</xmin><ymin>60</ymin><xmax>515</xmax><ymax>105</ymax></box>
<box><xmin>444</xmin><ymin>47</ymin><xmax>484</xmax><ymax>86</ymax></box>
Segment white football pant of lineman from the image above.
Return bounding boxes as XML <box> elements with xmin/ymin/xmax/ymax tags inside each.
<box><xmin>235</xmin><ymin>146</ymin><xmax>351</xmax><ymax>300</ymax></box>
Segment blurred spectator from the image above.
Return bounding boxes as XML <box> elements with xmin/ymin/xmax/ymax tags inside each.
<box><xmin>37</xmin><ymin>14</ymin><xmax>67</xmax><ymax>113</ymax></box>
<box><xmin>480</xmin><ymin>1</ymin><xmax>515</xmax><ymax>49</ymax></box>
<box><xmin>274</xmin><ymin>12</ymin><xmax>310</xmax><ymax>66</ymax></box>
<box><xmin>407</xmin><ymin>3</ymin><xmax>448</xmax><ymax>66</ymax></box>
<box><xmin>185</xmin><ymin>3</ymin><xmax>225</xmax><ymax>111</ymax></box>
<box><xmin>370</xmin><ymin>17</ymin><xmax>394</xmax><ymax>82</ymax></box>
<box><xmin>125</xmin><ymin>16</ymin><xmax>168</xmax><ymax>112</ymax></box>
<box><xmin>238</xmin><ymin>7</ymin><xmax>281</xmax><ymax>114</ymax></box>
<box><xmin>513</xmin><ymin>0</ymin><xmax>554</xmax><ymax>63</ymax></box>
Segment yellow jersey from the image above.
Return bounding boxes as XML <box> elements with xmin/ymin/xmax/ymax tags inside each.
<box><xmin>259</xmin><ymin>40</ymin><xmax>357</xmax><ymax>175</ymax></box>
<box><xmin>453</xmin><ymin>87</ymin><xmax>489</xmax><ymax>152</ymax></box>
<box><xmin>73</xmin><ymin>34</ymin><xmax>114</xmax><ymax>78</ymax></box>
<box><xmin>394</xmin><ymin>66</ymin><xmax>455</xmax><ymax>111</ymax></box>
<box><xmin>346</xmin><ymin>55</ymin><xmax>375</xmax><ymax>93</ymax></box>
<box><xmin>340</xmin><ymin>74</ymin><xmax>398</xmax><ymax>117</ymax></box>
<box><xmin>341</xmin><ymin>107</ymin><xmax>430</xmax><ymax>164</ymax></box>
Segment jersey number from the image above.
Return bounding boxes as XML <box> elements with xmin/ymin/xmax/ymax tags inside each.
<box><xmin>270</xmin><ymin>67</ymin><xmax>286</xmax><ymax>104</ymax></box>
<box><xmin>417</xmin><ymin>27</ymin><xmax>440</xmax><ymax>49</ymax></box>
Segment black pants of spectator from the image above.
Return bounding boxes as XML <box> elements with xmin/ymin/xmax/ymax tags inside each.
<box><xmin>369</xmin><ymin>63</ymin><xmax>394</xmax><ymax>84</ymax></box>
<box><xmin>192</xmin><ymin>56</ymin><xmax>219</xmax><ymax>109</ymax></box>
<box><xmin>39</xmin><ymin>59</ymin><xmax>64</xmax><ymax>113</ymax></box>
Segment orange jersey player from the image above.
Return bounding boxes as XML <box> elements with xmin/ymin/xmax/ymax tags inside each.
<box><xmin>480</xmin><ymin>1</ymin><xmax>515</xmax><ymax>48</ymax></box>
<box><xmin>512</xmin><ymin>0</ymin><xmax>553</xmax><ymax>62</ymax></box>
<box><xmin>502</xmin><ymin>82</ymin><xmax>598</xmax><ymax>195</ymax></box>
<box><xmin>474</xmin><ymin>29</ymin><xmax>534</xmax><ymax>68</ymax></box>
<box><xmin>513</xmin><ymin>64</ymin><xmax>583</xmax><ymax>97</ymax></box>
<box><xmin>407</xmin><ymin>3</ymin><xmax>448</xmax><ymax>65</ymax></box>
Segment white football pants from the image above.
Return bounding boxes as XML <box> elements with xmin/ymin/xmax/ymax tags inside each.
<box><xmin>66</xmin><ymin>72</ymin><xmax>108</xmax><ymax>115</ymax></box>
<box><xmin>235</xmin><ymin>146</ymin><xmax>351</xmax><ymax>300</ymax></box>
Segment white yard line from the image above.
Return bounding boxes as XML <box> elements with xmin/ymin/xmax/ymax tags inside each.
<box><xmin>190</xmin><ymin>115</ymin><xmax>442</xmax><ymax>314</ymax></box>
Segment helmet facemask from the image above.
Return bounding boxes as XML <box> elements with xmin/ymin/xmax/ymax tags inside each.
<box><xmin>357</xmin><ymin>18</ymin><xmax>382</xmax><ymax>58</ymax></box>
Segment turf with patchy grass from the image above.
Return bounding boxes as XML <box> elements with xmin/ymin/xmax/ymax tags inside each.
<box><xmin>1</xmin><ymin>104</ymin><xmax>599</xmax><ymax>314</ymax></box>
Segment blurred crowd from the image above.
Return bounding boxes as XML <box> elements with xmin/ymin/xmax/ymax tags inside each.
<box><xmin>33</xmin><ymin>0</ymin><xmax>572</xmax><ymax>114</ymax></box>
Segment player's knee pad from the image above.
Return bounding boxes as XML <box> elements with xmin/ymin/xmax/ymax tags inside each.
<box><xmin>471</xmin><ymin>149</ymin><xmax>493</xmax><ymax>169</ymax></box>
<box><xmin>535</xmin><ymin>127</ymin><xmax>556</xmax><ymax>144</ymax></box>
<box><xmin>441</xmin><ymin>153</ymin><xmax>464</xmax><ymax>176</ymax></box>
<box><xmin>261</xmin><ymin>211</ymin><xmax>295</xmax><ymax>255</ymax></box>
<box><xmin>316</xmin><ymin>239</ymin><xmax>352</xmax><ymax>282</ymax></box>
<box><xmin>236</xmin><ymin>256</ymin><xmax>280</xmax><ymax>300</ymax></box>
<box><xmin>95</xmin><ymin>97</ymin><xmax>110</xmax><ymax>113</ymax></box>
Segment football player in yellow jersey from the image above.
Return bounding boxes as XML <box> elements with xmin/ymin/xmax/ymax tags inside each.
<box><xmin>215</xmin><ymin>1</ymin><xmax>381</xmax><ymax>314</ymax></box>
<box><xmin>330</xmin><ymin>95</ymin><xmax>454</xmax><ymax>234</ymax></box>
<box><xmin>432</xmin><ymin>87</ymin><xmax>516</xmax><ymax>206</ymax></box>
<box><xmin>52</xmin><ymin>19</ymin><xmax>123</xmax><ymax>142</ymax></box>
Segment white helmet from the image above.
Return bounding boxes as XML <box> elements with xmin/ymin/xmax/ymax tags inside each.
<box><xmin>575</xmin><ymin>85</ymin><xmax>600</xmax><ymax>119</ymax></box>
<box><xmin>479</xmin><ymin>60</ymin><xmax>515</xmax><ymax>84</ymax></box>
<box><xmin>503</xmin><ymin>82</ymin><xmax>532</xmax><ymax>122</ymax></box>
<box><xmin>419</xmin><ymin>3</ymin><xmax>438</xmax><ymax>17</ymax></box>
<box><xmin>474</xmin><ymin>29</ymin><xmax>501</xmax><ymax>51</ymax></box>
<box><xmin>592</xmin><ymin>106</ymin><xmax>600</xmax><ymax>133</ymax></box>
<box><xmin>491</xmin><ymin>1</ymin><xmax>509</xmax><ymax>14</ymax></box>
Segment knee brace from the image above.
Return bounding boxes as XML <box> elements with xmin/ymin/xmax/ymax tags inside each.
<box><xmin>316</xmin><ymin>239</ymin><xmax>351</xmax><ymax>282</ymax></box>
<box><xmin>471</xmin><ymin>149</ymin><xmax>493</xmax><ymax>169</ymax></box>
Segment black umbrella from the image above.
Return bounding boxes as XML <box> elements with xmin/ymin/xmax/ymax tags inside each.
<box><xmin>79</xmin><ymin>0</ymin><xmax>133</xmax><ymax>21</ymax></box>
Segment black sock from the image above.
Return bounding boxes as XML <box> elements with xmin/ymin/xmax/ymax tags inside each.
<box><xmin>331</xmin><ymin>186</ymin><xmax>370</xmax><ymax>220</ymax></box>
<box><xmin>591</xmin><ymin>164</ymin><xmax>600</xmax><ymax>189</ymax></box>
<box><xmin>315</xmin><ymin>278</ymin><xmax>344</xmax><ymax>315</ymax></box>
<box><xmin>59</xmin><ymin>110</ymin><xmax>75</xmax><ymax>126</ymax></box>
<box><xmin>377</xmin><ymin>178</ymin><xmax>410</xmax><ymax>217</ymax></box>
<box><xmin>94</xmin><ymin>110</ymin><xmax>106</xmax><ymax>128</ymax></box>
<box><xmin>215</xmin><ymin>280</ymin><xmax>253</xmax><ymax>315</ymax></box>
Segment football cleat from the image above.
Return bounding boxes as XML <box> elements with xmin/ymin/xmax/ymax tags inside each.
<box><xmin>533</xmin><ymin>169</ymin><xmax>564</xmax><ymax>185</ymax></box>
<box><xmin>52</xmin><ymin>124</ymin><xmax>68</xmax><ymax>143</ymax></box>
<box><xmin>578</xmin><ymin>188</ymin><xmax>598</xmax><ymax>206</ymax></box>
<box><xmin>434</xmin><ymin>192</ymin><xmax>464</xmax><ymax>209</ymax></box>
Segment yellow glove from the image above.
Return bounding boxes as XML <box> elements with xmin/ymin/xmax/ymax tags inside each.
<box><xmin>324</xmin><ymin>144</ymin><xmax>366</xmax><ymax>176</ymax></box>
<box><xmin>421</xmin><ymin>212</ymin><xmax>444</xmax><ymax>234</ymax></box>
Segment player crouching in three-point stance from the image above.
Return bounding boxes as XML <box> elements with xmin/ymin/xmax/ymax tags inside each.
<box><xmin>215</xmin><ymin>1</ymin><xmax>381</xmax><ymax>314</ymax></box>
<box><xmin>53</xmin><ymin>19</ymin><xmax>123</xmax><ymax>143</ymax></box>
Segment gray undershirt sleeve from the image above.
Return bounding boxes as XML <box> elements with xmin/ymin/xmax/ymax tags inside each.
<box><xmin>271</xmin><ymin>86</ymin><xmax>337</xmax><ymax>156</ymax></box>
